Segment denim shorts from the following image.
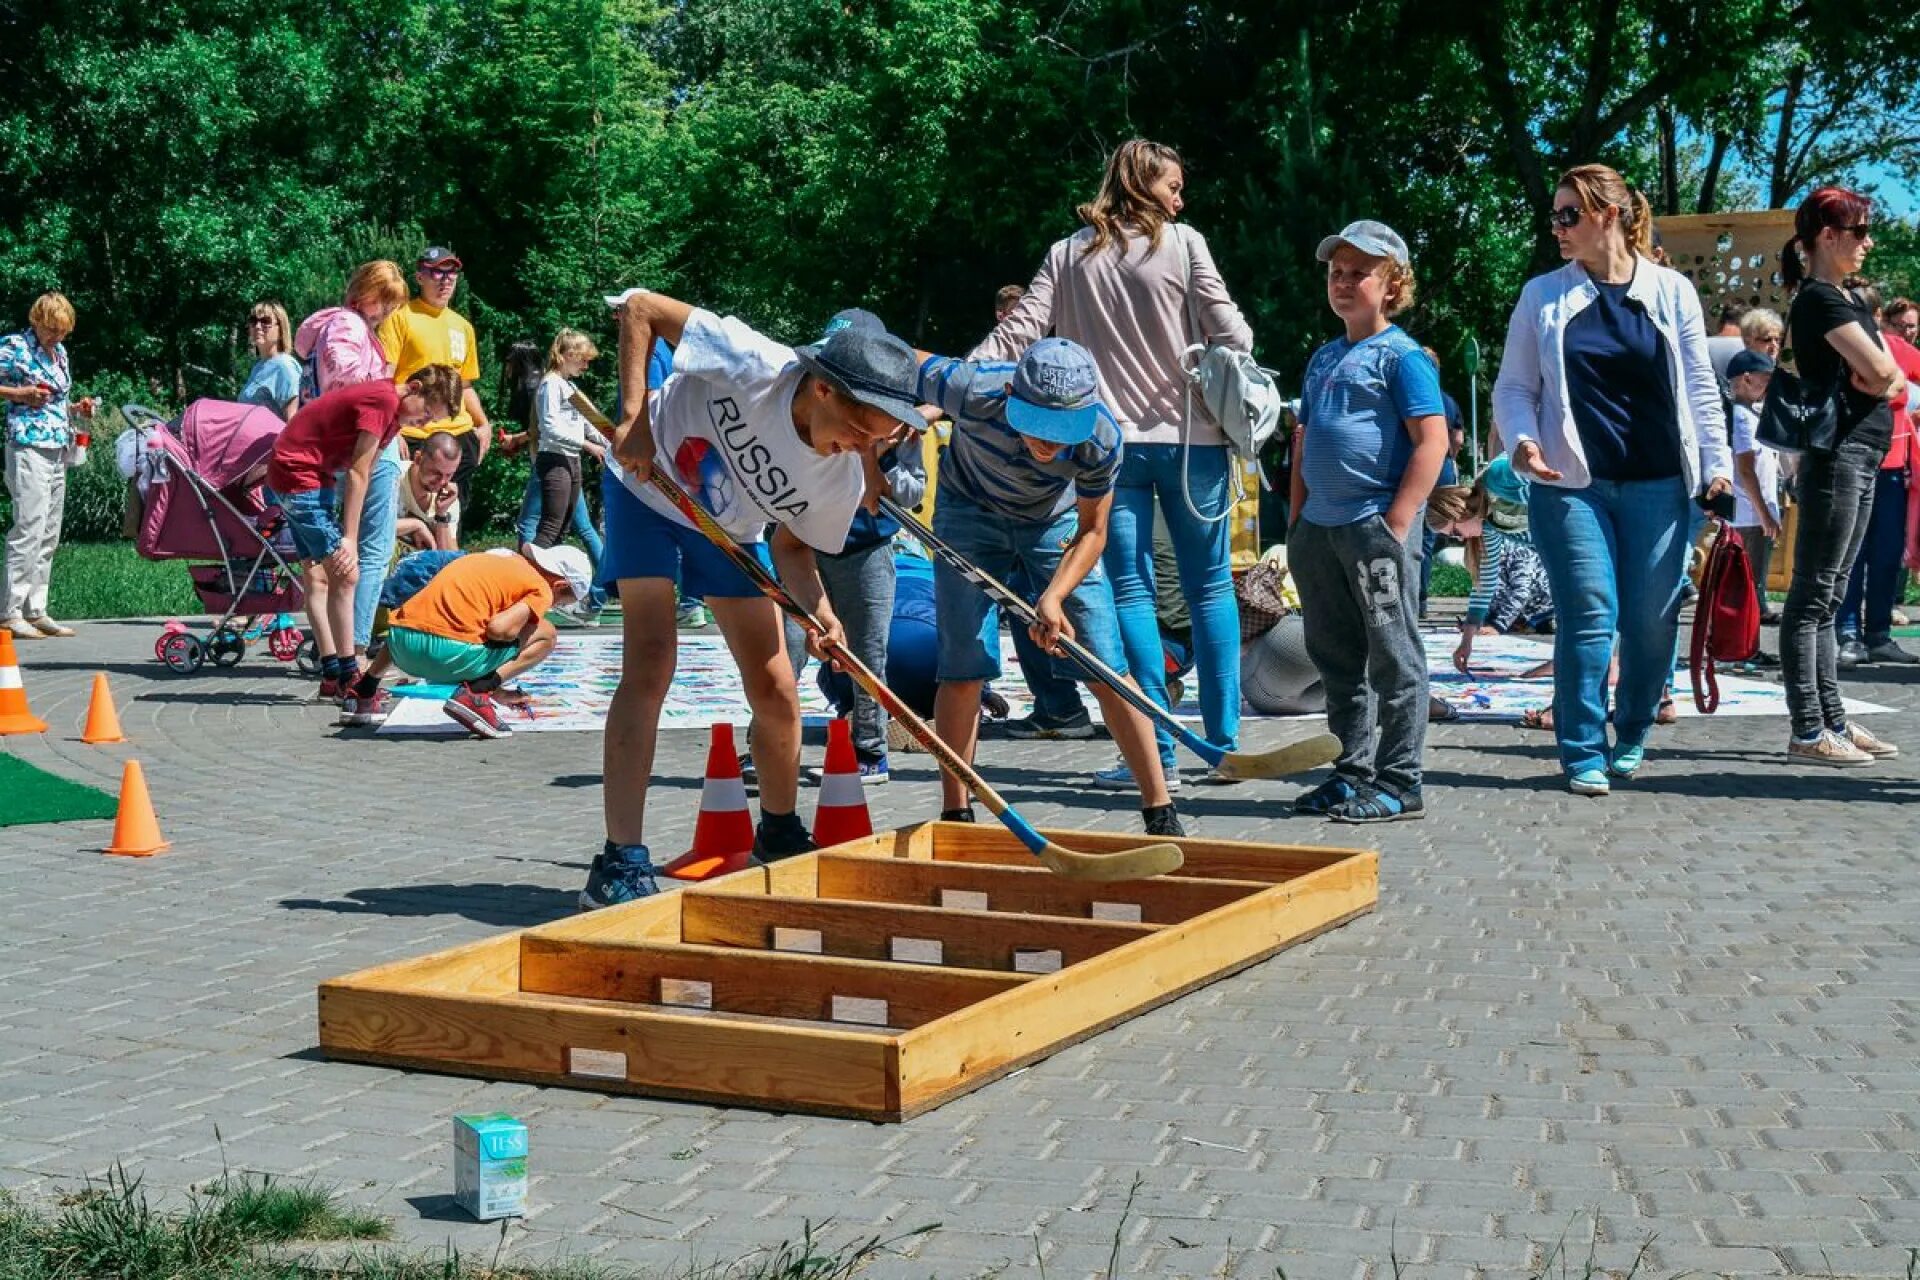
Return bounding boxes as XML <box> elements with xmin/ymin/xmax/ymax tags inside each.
<box><xmin>267</xmin><ymin>486</ymin><xmax>341</xmax><ymax>561</ymax></box>
<box><xmin>931</xmin><ymin>490</ymin><xmax>1125</xmax><ymax>682</ymax></box>
<box><xmin>597</xmin><ymin>471</ymin><xmax>773</xmax><ymax>599</ymax></box>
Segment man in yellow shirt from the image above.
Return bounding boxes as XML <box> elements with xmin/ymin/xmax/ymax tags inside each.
<box><xmin>376</xmin><ymin>246</ymin><xmax>491</xmax><ymax>500</ymax></box>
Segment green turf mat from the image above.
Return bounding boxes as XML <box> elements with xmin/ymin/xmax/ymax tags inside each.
<box><xmin>0</xmin><ymin>753</ymin><xmax>119</xmax><ymax>827</ymax></box>
<box><xmin>1894</xmin><ymin>626</ymin><xmax>1920</xmax><ymax>639</ymax></box>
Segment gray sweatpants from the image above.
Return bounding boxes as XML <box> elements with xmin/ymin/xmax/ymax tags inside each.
<box><xmin>783</xmin><ymin>540</ymin><xmax>896</xmax><ymax>759</ymax></box>
<box><xmin>1288</xmin><ymin>515</ymin><xmax>1429</xmax><ymax>797</ymax></box>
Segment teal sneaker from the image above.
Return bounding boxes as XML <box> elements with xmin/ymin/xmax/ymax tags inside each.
<box><xmin>1609</xmin><ymin>743</ymin><xmax>1646</xmax><ymax>778</ymax></box>
<box><xmin>579</xmin><ymin>844</ymin><xmax>660</xmax><ymax>911</ymax></box>
<box><xmin>1568</xmin><ymin>768</ymin><xmax>1610</xmax><ymax>797</ymax></box>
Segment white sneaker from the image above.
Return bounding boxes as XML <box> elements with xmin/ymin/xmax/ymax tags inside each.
<box><xmin>1839</xmin><ymin>723</ymin><xmax>1899</xmax><ymax>759</ymax></box>
<box><xmin>1786</xmin><ymin>730</ymin><xmax>1873</xmax><ymax>767</ymax></box>
<box><xmin>3</xmin><ymin>616</ymin><xmax>41</xmax><ymax>640</ymax></box>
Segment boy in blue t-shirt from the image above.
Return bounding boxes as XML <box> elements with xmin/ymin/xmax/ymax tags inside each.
<box><xmin>915</xmin><ymin>337</ymin><xmax>1182</xmax><ymax>838</ymax></box>
<box><xmin>1289</xmin><ymin>221</ymin><xmax>1451</xmax><ymax>823</ymax></box>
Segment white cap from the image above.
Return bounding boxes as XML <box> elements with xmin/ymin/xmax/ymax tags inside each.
<box><xmin>525</xmin><ymin>543</ymin><xmax>594</xmax><ymax>603</ymax></box>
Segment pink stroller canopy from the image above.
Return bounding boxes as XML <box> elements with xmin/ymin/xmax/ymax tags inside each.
<box><xmin>178</xmin><ymin>399</ymin><xmax>287</xmax><ymax>490</ymax></box>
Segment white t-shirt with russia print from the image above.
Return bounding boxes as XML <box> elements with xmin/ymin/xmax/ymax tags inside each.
<box><xmin>606</xmin><ymin>309</ymin><xmax>864</xmax><ymax>553</ymax></box>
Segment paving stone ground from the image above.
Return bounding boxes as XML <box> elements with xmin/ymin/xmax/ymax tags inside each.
<box><xmin>2</xmin><ymin>617</ymin><xmax>1917</xmax><ymax>1279</ymax></box>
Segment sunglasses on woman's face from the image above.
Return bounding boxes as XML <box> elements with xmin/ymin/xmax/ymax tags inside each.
<box><xmin>1549</xmin><ymin>206</ymin><xmax>1584</xmax><ymax>231</ymax></box>
<box><xmin>1840</xmin><ymin>223</ymin><xmax>1872</xmax><ymax>239</ymax></box>
<box><xmin>248</xmin><ymin>316</ymin><xmax>277</xmax><ymax>328</ymax></box>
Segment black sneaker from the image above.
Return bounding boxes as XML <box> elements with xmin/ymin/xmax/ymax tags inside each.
<box><xmin>1004</xmin><ymin>709</ymin><xmax>1096</xmax><ymax>740</ymax></box>
<box><xmin>939</xmin><ymin>807</ymin><xmax>977</xmax><ymax>823</ymax></box>
<box><xmin>737</xmin><ymin>752</ymin><xmax>757</xmax><ymax>791</ymax></box>
<box><xmin>753</xmin><ymin>814</ymin><xmax>817</xmax><ymax>864</ymax></box>
<box><xmin>1143</xmin><ymin>807</ymin><xmax>1185</xmax><ymax>838</ymax></box>
<box><xmin>1867</xmin><ymin>640</ymin><xmax>1920</xmax><ymax>665</ymax></box>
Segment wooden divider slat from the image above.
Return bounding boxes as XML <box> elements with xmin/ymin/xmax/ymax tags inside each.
<box><xmin>679</xmin><ymin>893</ymin><xmax>1157</xmax><ymax>971</ymax></box>
<box><xmin>519</xmin><ymin>937</ymin><xmax>1029</xmax><ymax>1029</ymax></box>
<box><xmin>812</xmin><ymin>854</ymin><xmax>1264</xmax><ymax>924</ymax></box>
<box><xmin>926</xmin><ymin>823</ymin><xmax>1345</xmax><ymax>884</ymax></box>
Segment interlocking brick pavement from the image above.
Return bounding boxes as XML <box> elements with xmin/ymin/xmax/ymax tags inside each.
<box><xmin>2</xmin><ymin>619</ymin><xmax>1918</xmax><ymax>1277</ymax></box>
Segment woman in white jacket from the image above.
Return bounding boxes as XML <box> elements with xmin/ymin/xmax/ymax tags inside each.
<box><xmin>973</xmin><ymin>139</ymin><xmax>1253</xmax><ymax>788</ymax></box>
<box><xmin>1493</xmin><ymin>164</ymin><xmax>1732</xmax><ymax>797</ymax></box>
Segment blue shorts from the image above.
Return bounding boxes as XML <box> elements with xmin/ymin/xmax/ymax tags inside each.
<box><xmin>598</xmin><ymin>470</ymin><xmax>772</xmax><ymax>599</ymax></box>
<box><xmin>267</xmin><ymin>486</ymin><xmax>342</xmax><ymax>561</ymax></box>
<box><xmin>931</xmin><ymin>490</ymin><xmax>1125</xmax><ymax>682</ymax></box>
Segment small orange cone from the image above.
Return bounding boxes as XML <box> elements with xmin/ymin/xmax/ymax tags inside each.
<box><xmin>103</xmin><ymin>759</ymin><xmax>169</xmax><ymax>857</ymax></box>
<box><xmin>811</xmin><ymin>717</ymin><xmax>873</xmax><ymax>848</ymax></box>
<box><xmin>0</xmin><ymin>629</ymin><xmax>48</xmax><ymax>735</ymax></box>
<box><xmin>662</xmin><ymin>723</ymin><xmax>756</xmax><ymax>881</ymax></box>
<box><xmin>82</xmin><ymin>673</ymin><xmax>127</xmax><ymax>744</ymax></box>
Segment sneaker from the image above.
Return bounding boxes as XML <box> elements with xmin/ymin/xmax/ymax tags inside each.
<box><xmin>1866</xmin><ymin>640</ymin><xmax>1920</xmax><ymax>665</ymax></box>
<box><xmin>805</xmin><ymin>754</ymin><xmax>890</xmax><ymax>786</ymax></box>
<box><xmin>1895</xmin><ymin>609</ymin><xmax>1912</xmax><ymax>627</ymax></box>
<box><xmin>1838</xmin><ymin>722</ymin><xmax>1899</xmax><ymax>759</ymax></box>
<box><xmin>2</xmin><ymin>616</ymin><xmax>39</xmax><ymax>640</ymax></box>
<box><xmin>25</xmin><ymin>614</ymin><xmax>74</xmax><ymax>637</ymax></box>
<box><xmin>1608</xmin><ymin>743</ymin><xmax>1646</xmax><ymax>778</ymax></box>
<box><xmin>1194</xmin><ymin>766</ymin><xmax>1244</xmax><ymax>786</ymax></box>
<box><xmin>1143</xmin><ymin>807</ymin><xmax>1186</xmax><ymax>838</ymax></box>
<box><xmin>1838</xmin><ymin>638</ymin><xmax>1870</xmax><ymax>670</ymax></box>
<box><xmin>939</xmin><ymin>807</ymin><xmax>977</xmax><ymax>823</ymax></box>
<box><xmin>676</xmin><ymin>600</ymin><xmax>711</xmax><ymax>629</ymax></box>
<box><xmin>317</xmin><ymin>676</ymin><xmax>345</xmax><ymax>701</ymax></box>
<box><xmin>1003</xmin><ymin>709</ymin><xmax>1096</xmax><ymax>740</ymax></box>
<box><xmin>737</xmin><ymin>752</ymin><xmax>757</xmax><ymax>788</ymax></box>
<box><xmin>1292</xmin><ymin>776</ymin><xmax>1357</xmax><ymax>816</ymax></box>
<box><xmin>444</xmin><ymin>684</ymin><xmax>513</xmax><ymax>739</ymax></box>
<box><xmin>1568</xmin><ymin>768</ymin><xmax>1610</xmax><ymax>797</ymax></box>
<box><xmin>980</xmin><ymin>686</ymin><xmax>1011</xmax><ymax>720</ymax></box>
<box><xmin>1090</xmin><ymin>759</ymin><xmax>1182</xmax><ymax>793</ymax></box>
<box><xmin>338</xmin><ymin>689</ymin><xmax>392</xmax><ymax>728</ymax></box>
<box><xmin>579</xmin><ymin>845</ymin><xmax>661</xmax><ymax>911</ymax></box>
<box><xmin>1328</xmin><ymin>785</ymin><xmax>1425</xmax><ymax>824</ymax></box>
<box><xmin>1787</xmin><ymin>729</ymin><xmax>1873</xmax><ymax>767</ymax></box>
<box><xmin>563</xmin><ymin>601</ymin><xmax>603</xmax><ymax>628</ymax></box>
<box><xmin>753</xmin><ymin>814</ymin><xmax>817</xmax><ymax>864</ymax></box>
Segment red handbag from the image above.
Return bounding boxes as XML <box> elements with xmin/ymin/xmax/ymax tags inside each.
<box><xmin>1690</xmin><ymin>518</ymin><xmax>1762</xmax><ymax>713</ymax></box>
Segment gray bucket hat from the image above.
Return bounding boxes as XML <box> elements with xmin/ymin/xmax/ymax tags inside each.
<box><xmin>792</xmin><ymin>325</ymin><xmax>923</xmax><ymax>431</ymax></box>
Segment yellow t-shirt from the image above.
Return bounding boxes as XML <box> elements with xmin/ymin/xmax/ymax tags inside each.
<box><xmin>377</xmin><ymin>298</ymin><xmax>483</xmax><ymax>439</ymax></box>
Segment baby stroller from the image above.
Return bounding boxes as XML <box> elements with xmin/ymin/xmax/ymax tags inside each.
<box><xmin>126</xmin><ymin>399</ymin><xmax>318</xmax><ymax>675</ymax></box>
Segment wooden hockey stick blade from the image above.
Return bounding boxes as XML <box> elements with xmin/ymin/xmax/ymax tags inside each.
<box><xmin>1217</xmin><ymin>731</ymin><xmax>1344</xmax><ymax>781</ymax></box>
<box><xmin>1036</xmin><ymin>839</ymin><xmax>1185</xmax><ymax>881</ymax></box>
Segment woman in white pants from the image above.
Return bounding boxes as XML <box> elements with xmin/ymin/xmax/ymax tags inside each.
<box><xmin>1</xmin><ymin>293</ymin><xmax>95</xmax><ymax>639</ymax></box>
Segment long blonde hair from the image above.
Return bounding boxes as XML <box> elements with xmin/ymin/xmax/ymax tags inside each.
<box><xmin>1426</xmin><ymin>480</ymin><xmax>1495</xmax><ymax>583</ymax></box>
<box><xmin>1077</xmin><ymin>139</ymin><xmax>1182</xmax><ymax>257</ymax></box>
<box><xmin>1558</xmin><ymin>164</ymin><xmax>1656</xmax><ymax>261</ymax></box>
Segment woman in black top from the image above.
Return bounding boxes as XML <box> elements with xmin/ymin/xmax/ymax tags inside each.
<box><xmin>1777</xmin><ymin>185</ymin><xmax>1909</xmax><ymax>765</ymax></box>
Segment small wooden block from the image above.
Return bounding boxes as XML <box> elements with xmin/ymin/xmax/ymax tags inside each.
<box><xmin>830</xmin><ymin>995</ymin><xmax>890</xmax><ymax>1026</ymax></box>
<box><xmin>890</xmin><ymin>937</ymin><xmax>944</xmax><ymax>965</ymax></box>
<box><xmin>658</xmin><ymin>978</ymin><xmax>712</xmax><ymax>1009</ymax></box>
<box><xmin>1013</xmin><ymin>949</ymin><xmax>1064</xmax><ymax>974</ymax></box>
<box><xmin>939</xmin><ymin>889</ymin><xmax>989</xmax><ymax>912</ymax></box>
<box><xmin>1090</xmin><ymin>901</ymin><xmax>1144</xmax><ymax>923</ymax></box>
<box><xmin>567</xmin><ymin>1047</ymin><xmax>628</xmax><ymax>1080</ymax></box>
<box><xmin>772</xmin><ymin>927</ymin><xmax>824</xmax><ymax>954</ymax></box>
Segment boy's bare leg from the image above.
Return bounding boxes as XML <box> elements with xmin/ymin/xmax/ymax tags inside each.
<box><xmin>325</xmin><ymin>562</ymin><xmax>358</xmax><ymax>669</ymax></box>
<box><xmin>709</xmin><ymin>595</ymin><xmax>801</xmax><ymax>818</ymax></box>
<box><xmin>934</xmin><ymin>679</ymin><xmax>985</xmax><ymax>812</ymax></box>
<box><xmin>302</xmin><ymin>564</ymin><xmax>338</xmax><ymax>658</ymax></box>
<box><xmin>604</xmin><ymin>578</ymin><xmax>678</xmax><ymax>847</ymax></box>
<box><xmin>1088</xmin><ymin>681</ymin><xmax>1172</xmax><ymax>808</ymax></box>
<box><xmin>492</xmin><ymin>618</ymin><xmax>557</xmax><ymax>685</ymax></box>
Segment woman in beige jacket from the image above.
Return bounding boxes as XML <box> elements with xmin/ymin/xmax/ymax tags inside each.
<box><xmin>974</xmin><ymin>139</ymin><xmax>1253</xmax><ymax>787</ymax></box>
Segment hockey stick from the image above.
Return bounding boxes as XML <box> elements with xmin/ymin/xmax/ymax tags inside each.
<box><xmin>880</xmin><ymin>496</ymin><xmax>1340</xmax><ymax>782</ymax></box>
<box><xmin>571</xmin><ymin>391</ymin><xmax>1182</xmax><ymax>882</ymax></box>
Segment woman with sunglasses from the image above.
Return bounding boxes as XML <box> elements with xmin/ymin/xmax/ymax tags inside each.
<box><xmin>239</xmin><ymin>302</ymin><xmax>300</xmax><ymax>420</ymax></box>
<box><xmin>1493</xmin><ymin>163</ymin><xmax>1732</xmax><ymax>797</ymax></box>
<box><xmin>1775</xmin><ymin>186</ymin><xmax>1908</xmax><ymax>765</ymax></box>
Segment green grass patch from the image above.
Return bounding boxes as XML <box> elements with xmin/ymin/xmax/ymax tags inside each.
<box><xmin>47</xmin><ymin>542</ymin><xmax>198</xmax><ymax>621</ymax></box>
<box><xmin>0</xmin><ymin>755</ymin><xmax>119</xmax><ymax>828</ymax></box>
<box><xmin>1426</xmin><ymin>561</ymin><xmax>1470</xmax><ymax>599</ymax></box>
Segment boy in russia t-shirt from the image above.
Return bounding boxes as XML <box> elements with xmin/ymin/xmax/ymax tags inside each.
<box><xmin>582</xmin><ymin>293</ymin><xmax>924</xmax><ymax>910</ymax></box>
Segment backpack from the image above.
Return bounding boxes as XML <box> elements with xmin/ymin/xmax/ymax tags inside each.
<box><xmin>1174</xmin><ymin>224</ymin><xmax>1282</xmax><ymax>521</ymax></box>
<box><xmin>1689</xmin><ymin>517</ymin><xmax>1761</xmax><ymax>713</ymax></box>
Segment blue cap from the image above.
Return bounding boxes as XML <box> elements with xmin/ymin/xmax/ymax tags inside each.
<box><xmin>1006</xmin><ymin>337</ymin><xmax>1101</xmax><ymax>444</ymax></box>
<box><xmin>1727</xmin><ymin>349</ymin><xmax>1775</xmax><ymax>379</ymax></box>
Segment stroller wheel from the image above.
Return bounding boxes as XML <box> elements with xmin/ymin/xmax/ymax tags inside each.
<box><xmin>293</xmin><ymin>636</ymin><xmax>321</xmax><ymax>676</ymax></box>
<box><xmin>159</xmin><ymin>631</ymin><xmax>205</xmax><ymax>674</ymax></box>
<box><xmin>209</xmin><ymin>628</ymin><xmax>247</xmax><ymax>667</ymax></box>
<box><xmin>267</xmin><ymin>627</ymin><xmax>303</xmax><ymax>662</ymax></box>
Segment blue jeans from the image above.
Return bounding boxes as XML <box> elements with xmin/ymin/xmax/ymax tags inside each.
<box><xmin>1103</xmin><ymin>444</ymin><xmax>1242</xmax><ymax>767</ymax></box>
<box><xmin>1836</xmin><ymin>466</ymin><xmax>1908</xmax><ymax>645</ymax></box>
<box><xmin>351</xmin><ymin>458</ymin><xmax>400</xmax><ymax>649</ymax></box>
<box><xmin>1008</xmin><ymin>564</ymin><xmax>1087</xmax><ymax>722</ymax></box>
<box><xmin>1528</xmin><ymin>475</ymin><xmax>1689</xmax><ymax>775</ymax></box>
<box><xmin>520</xmin><ymin>469</ymin><xmax>607</xmax><ymax>609</ymax></box>
<box><xmin>932</xmin><ymin>491</ymin><xmax>1126</xmax><ymax>682</ymax></box>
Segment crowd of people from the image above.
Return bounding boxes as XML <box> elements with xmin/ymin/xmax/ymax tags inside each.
<box><xmin>1</xmin><ymin>141</ymin><xmax>1912</xmax><ymax>908</ymax></box>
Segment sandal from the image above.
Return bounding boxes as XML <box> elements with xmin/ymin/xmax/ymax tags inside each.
<box><xmin>1520</xmin><ymin>706</ymin><xmax>1554</xmax><ymax>732</ymax></box>
<box><xmin>1428</xmin><ymin>695</ymin><xmax>1459</xmax><ymax>723</ymax></box>
<box><xmin>1292</xmin><ymin>776</ymin><xmax>1357</xmax><ymax>816</ymax></box>
<box><xmin>1328</xmin><ymin>785</ymin><xmax>1426</xmax><ymax>825</ymax></box>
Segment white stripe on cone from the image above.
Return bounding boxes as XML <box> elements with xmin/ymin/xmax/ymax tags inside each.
<box><xmin>817</xmin><ymin>769</ymin><xmax>864</xmax><ymax>809</ymax></box>
<box><xmin>0</xmin><ymin>668</ymin><xmax>21</xmax><ymax>690</ymax></box>
<box><xmin>701</xmin><ymin>775</ymin><xmax>750</xmax><ymax>811</ymax></box>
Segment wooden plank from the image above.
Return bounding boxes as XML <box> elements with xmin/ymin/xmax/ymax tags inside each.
<box><xmin>319</xmin><ymin>983</ymin><xmax>904</xmax><ymax>1119</ymax></box>
<box><xmin>518</xmin><ymin>936</ymin><xmax>1030</xmax><ymax>1028</ymax></box>
<box><xmin>813</xmin><ymin>854</ymin><xmax>1264</xmax><ymax>924</ymax></box>
<box><xmin>893</xmin><ymin>852</ymin><xmax>1379</xmax><ymax>1117</ymax></box>
<box><xmin>924</xmin><ymin>822</ymin><xmax>1347</xmax><ymax>883</ymax></box>
<box><xmin>678</xmin><ymin>892</ymin><xmax>1158</xmax><ymax>971</ymax></box>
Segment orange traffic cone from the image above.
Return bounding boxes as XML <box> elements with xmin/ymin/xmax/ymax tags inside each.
<box><xmin>82</xmin><ymin>673</ymin><xmax>127</xmax><ymax>744</ymax></box>
<box><xmin>0</xmin><ymin>629</ymin><xmax>48</xmax><ymax>735</ymax></box>
<box><xmin>811</xmin><ymin>717</ymin><xmax>873</xmax><ymax>848</ymax></box>
<box><xmin>103</xmin><ymin>759</ymin><xmax>169</xmax><ymax>857</ymax></box>
<box><xmin>662</xmin><ymin>722</ymin><xmax>756</xmax><ymax>881</ymax></box>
